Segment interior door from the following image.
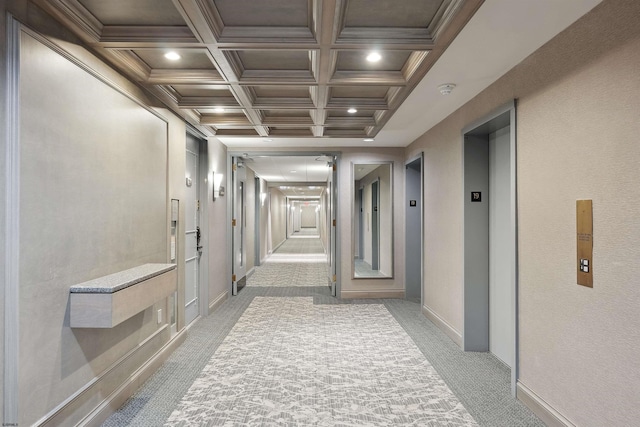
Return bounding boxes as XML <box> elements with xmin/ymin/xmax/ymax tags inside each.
<box><xmin>232</xmin><ymin>157</ymin><xmax>247</xmax><ymax>294</ymax></box>
<box><xmin>185</xmin><ymin>142</ymin><xmax>199</xmax><ymax>325</ymax></box>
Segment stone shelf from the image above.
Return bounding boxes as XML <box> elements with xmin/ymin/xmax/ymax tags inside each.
<box><xmin>70</xmin><ymin>263</ymin><xmax>176</xmax><ymax>328</ymax></box>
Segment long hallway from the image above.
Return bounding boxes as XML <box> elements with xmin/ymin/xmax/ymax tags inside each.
<box><xmin>102</xmin><ymin>232</ymin><xmax>542</xmax><ymax>426</ymax></box>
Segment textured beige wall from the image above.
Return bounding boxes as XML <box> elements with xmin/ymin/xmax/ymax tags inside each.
<box><xmin>270</xmin><ymin>188</ymin><xmax>287</xmax><ymax>249</ymax></box>
<box><xmin>406</xmin><ymin>0</ymin><xmax>640</xmax><ymax>424</ymax></box>
<box><xmin>205</xmin><ymin>137</ymin><xmax>228</xmax><ymax>305</ymax></box>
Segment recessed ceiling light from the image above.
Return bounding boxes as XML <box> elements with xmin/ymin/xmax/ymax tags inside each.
<box><xmin>364</xmin><ymin>138</ymin><xmax>374</xmax><ymax>142</ymax></box>
<box><xmin>366</xmin><ymin>52</ymin><xmax>381</xmax><ymax>62</ymax></box>
<box><xmin>290</xmin><ymin>170</ymin><xmax>297</xmax><ymax>173</ymax></box>
<box><xmin>264</xmin><ymin>138</ymin><xmax>273</xmax><ymax>142</ymax></box>
<box><xmin>164</xmin><ymin>51</ymin><xmax>181</xmax><ymax>61</ymax></box>
<box><xmin>213</xmin><ymin>107</ymin><xmax>225</xmax><ymax>113</ymax></box>
<box><xmin>348</xmin><ymin>108</ymin><xmax>357</xmax><ymax>114</ymax></box>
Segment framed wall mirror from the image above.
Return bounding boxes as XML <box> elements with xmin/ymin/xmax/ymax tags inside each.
<box><xmin>352</xmin><ymin>162</ymin><xmax>393</xmax><ymax>278</ymax></box>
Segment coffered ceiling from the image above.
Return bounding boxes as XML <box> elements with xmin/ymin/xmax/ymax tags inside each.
<box><xmin>36</xmin><ymin>0</ymin><xmax>483</xmax><ymax>140</ymax></box>
<box><xmin>36</xmin><ymin>0</ymin><xmax>603</xmax><ymax>148</ymax></box>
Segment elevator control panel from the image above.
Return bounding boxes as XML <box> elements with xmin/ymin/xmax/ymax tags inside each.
<box><xmin>576</xmin><ymin>200</ymin><xmax>593</xmax><ymax>287</ymax></box>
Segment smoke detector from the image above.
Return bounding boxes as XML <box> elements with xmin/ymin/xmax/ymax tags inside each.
<box><xmin>438</xmin><ymin>83</ymin><xmax>456</xmax><ymax>95</ymax></box>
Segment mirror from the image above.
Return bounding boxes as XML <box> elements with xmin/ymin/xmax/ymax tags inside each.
<box><xmin>353</xmin><ymin>162</ymin><xmax>393</xmax><ymax>278</ymax></box>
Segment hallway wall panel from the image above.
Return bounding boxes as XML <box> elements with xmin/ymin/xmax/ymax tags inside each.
<box><xmin>205</xmin><ymin>137</ymin><xmax>228</xmax><ymax>309</ymax></box>
<box><xmin>406</xmin><ymin>1</ymin><xmax>640</xmax><ymax>424</ymax></box>
<box><xmin>1</xmin><ymin>8</ymin><xmax>190</xmax><ymax>425</ymax></box>
<box><xmin>270</xmin><ymin>188</ymin><xmax>287</xmax><ymax>250</ymax></box>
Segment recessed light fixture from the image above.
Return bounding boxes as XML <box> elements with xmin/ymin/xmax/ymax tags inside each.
<box><xmin>264</xmin><ymin>138</ymin><xmax>273</xmax><ymax>142</ymax></box>
<box><xmin>290</xmin><ymin>170</ymin><xmax>297</xmax><ymax>173</ymax></box>
<box><xmin>366</xmin><ymin>52</ymin><xmax>381</xmax><ymax>62</ymax></box>
<box><xmin>213</xmin><ymin>107</ymin><xmax>225</xmax><ymax>113</ymax></box>
<box><xmin>348</xmin><ymin>108</ymin><xmax>357</xmax><ymax>114</ymax></box>
<box><xmin>438</xmin><ymin>83</ymin><xmax>456</xmax><ymax>95</ymax></box>
<box><xmin>364</xmin><ymin>138</ymin><xmax>374</xmax><ymax>142</ymax></box>
<box><xmin>164</xmin><ymin>51</ymin><xmax>181</xmax><ymax>61</ymax></box>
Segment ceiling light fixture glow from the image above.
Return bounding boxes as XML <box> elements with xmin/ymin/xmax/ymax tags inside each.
<box><xmin>213</xmin><ymin>107</ymin><xmax>225</xmax><ymax>113</ymax></box>
<box><xmin>164</xmin><ymin>51</ymin><xmax>181</xmax><ymax>61</ymax></box>
<box><xmin>366</xmin><ymin>52</ymin><xmax>381</xmax><ymax>62</ymax></box>
<box><xmin>348</xmin><ymin>108</ymin><xmax>357</xmax><ymax>114</ymax></box>
<box><xmin>364</xmin><ymin>138</ymin><xmax>374</xmax><ymax>142</ymax></box>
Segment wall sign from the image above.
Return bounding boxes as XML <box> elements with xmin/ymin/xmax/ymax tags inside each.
<box><xmin>471</xmin><ymin>192</ymin><xmax>482</xmax><ymax>202</ymax></box>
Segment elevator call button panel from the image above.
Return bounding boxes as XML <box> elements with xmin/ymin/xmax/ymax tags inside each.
<box><xmin>576</xmin><ymin>200</ymin><xmax>593</xmax><ymax>288</ymax></box>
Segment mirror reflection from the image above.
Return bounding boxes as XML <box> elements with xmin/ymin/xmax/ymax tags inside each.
<box><xmin>353</xmin><ymin>162</ymin><xmax>393</xmax><ymax>278</ymax></box>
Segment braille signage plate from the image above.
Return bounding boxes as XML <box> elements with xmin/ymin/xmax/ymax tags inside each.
<box><xmin>577</xmin><ymin>199</ymin><xmax>593</xmax><ymax>288</ymax></box>
<box><xmin>471</xmin><ymin>192</ymin><xmax>481</xmax><ymax>202</ymax></box>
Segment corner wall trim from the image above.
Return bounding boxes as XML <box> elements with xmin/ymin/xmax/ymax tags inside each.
<box><xmin>516</xmin><ymin>381</ymin><xmax>576</xmax><ymax>427</ymax></box>
<box><xmin>4</xmin><ymin>14</ymin><xmax>21</xmax><ymax>425</ymax></box>
<box><xmin>208</xmin><ymin>290</ymin><xmax>228</xmax><ymax>315</ymax></box>
<box><xmin>422</xmin><ymin>305</ymin><xmax>462</xmax><ymax>347</ymax></box>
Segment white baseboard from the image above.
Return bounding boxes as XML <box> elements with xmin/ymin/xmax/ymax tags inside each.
<box><xmin>79</xmin><ymin>328</ymin><xmax>187</xmax><ymax>427</ymax></box>
<box><xmin>208</xmin><ymin>290</ymin><xmax>228</xmax><ymax>314</ymax></box>
<box><xmin>340</xmin><ymin>290</ymin><xmax>405</xmax><ymax>299</ymax></box>
<box><xmin>421</xmin><ymin>305</ymin><xmax>462</xmax><ymax>347</ymax></box>
<box><xmin>246</xmin><ymin>267</ymin><xmax>255</xmax><ymax>278</ymax></box>
<box><xmin>34</xmin><ymin>325</ymin><xmax>184</xmax><ymax>427</ymax></box>
<box><xmin>517</xmin><ymin>382</ymin><xmax>576</xmax><ymax>427</ymax></box>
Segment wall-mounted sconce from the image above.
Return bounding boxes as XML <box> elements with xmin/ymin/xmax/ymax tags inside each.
<box><xmin>212</xmin><ymin>171</ymin><xmax>225</xmax><ymax>201</ymax></box>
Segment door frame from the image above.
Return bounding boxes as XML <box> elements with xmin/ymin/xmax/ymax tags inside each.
<box><xmin>185</xmin><ymin>127</ymin><xmax>210</xmax><ymax>323</ymax></box>
<box><xmin>461</xmin><ymin>100</ymin><xmax>518</xmax><ymax>396</ymax></box>
<box><xmin>226</xmin><ymin>151</ymin><xmax>342</xmax><ymax>297</ymax></box>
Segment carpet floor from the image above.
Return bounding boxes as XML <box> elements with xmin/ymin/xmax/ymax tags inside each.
<box><xmin>102</xmin><ymin>234</ymin><xmax>543</xmax><ymax>426</ymax></box>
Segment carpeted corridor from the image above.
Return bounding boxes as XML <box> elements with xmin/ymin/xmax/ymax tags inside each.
<box><xmin>102</xmin><ymin>230</ymin><xmax>543</xmax><ymax>426</ymax></box>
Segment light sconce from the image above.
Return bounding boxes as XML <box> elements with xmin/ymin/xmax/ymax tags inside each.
<box><xmin>212</xmin><ymin>171</ymin><xmax>225</xmax><ymax>201</ymax></box>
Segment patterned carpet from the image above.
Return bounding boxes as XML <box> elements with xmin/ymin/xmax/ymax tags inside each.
<box><xmin>165</xmin><ymin>298</ymin><xmax>477</xmax><ymax>426</ymax></box>
<box><xmin>247</xmin><ymin>231</ymin><xmax>328</xmax><ymax>287</ymax></box>
<box><xmin>101</xmin><ymin>231</ymin><xmax>543</xmax><ymax>426</ymax></box>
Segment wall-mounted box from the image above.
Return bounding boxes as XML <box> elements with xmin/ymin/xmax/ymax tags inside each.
<box><xmin>70</xmin><ymin>264</ymin><xmax>176</xmax><ymax>328</ymax></box>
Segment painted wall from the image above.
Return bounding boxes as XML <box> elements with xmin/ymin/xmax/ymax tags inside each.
<box><xmin>269</xmin><ymin>188</ymin><xmax>287</xmax><ymax>250</ymax></box>
<box><xmin>405</xmin><ymin>0</ymin><xmax>640</xmax><ymax>424</ymax></box>
<box><xmin>300</xmin><ymin>204</ymin><xmax>317</xmax><ymax>228</ymax></box>
<box><xmin>205</xmin><ymin>137</ymin><xmax>228</xmax><ymax>308</ymax></box>
<box><xmin>245</xmin><ymin>167</ymin><xmax>256</xmax><ymax>273</ymax></box>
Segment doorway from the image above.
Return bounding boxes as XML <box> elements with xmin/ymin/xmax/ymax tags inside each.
<box><xmin>462</xmin><ymin>101</ymin><xmax>518</xmax><ymax>395</ymax></box>
<box><xmin>232</xmin><ymin>156</ymin><xmax>247</xmax><ymax>295</ymax></box>
<box><xmin>405</xmin><ymin>155</ymin><xmax>423</xmax><ymax>302</ymax></box>
<box><xmin>185</xmin><ymin>135</ymin><xmax>201</xmax><ymax>325</ymax></box>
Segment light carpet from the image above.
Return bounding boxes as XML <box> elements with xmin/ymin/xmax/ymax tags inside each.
<box><xmin>165</xmin><ymin>297</ymin><xmax>478</xmax><ymax>426</ymax></box>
